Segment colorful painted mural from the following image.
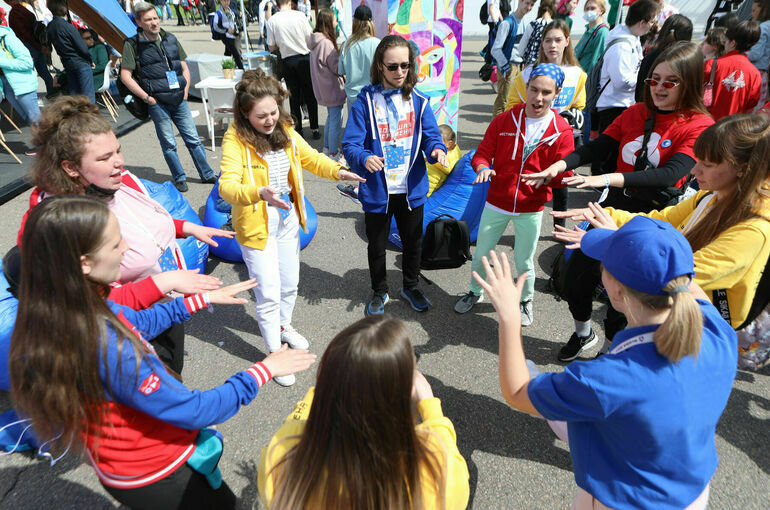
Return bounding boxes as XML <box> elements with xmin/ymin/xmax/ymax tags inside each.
<box><xmin>389</xmin><ymin>0</ymin><xmax>465</xmax><ymax>131</ymax></box>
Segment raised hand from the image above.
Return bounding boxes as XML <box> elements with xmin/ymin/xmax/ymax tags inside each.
<box><xmin>411</xmin><ymin>369</ymin><xmax>434</xmax><ymax>402</ymax></box>
<box><xmin>208</xmin><ymin>278</ymin><xmax>258</xmax><ymax>305</ymax></box>
<box><xmin>474</xmin><ymin>168</ymin><xmax>496</xmax><ymax>184</ymax></box>
<box><xmin>338</xmin><ymin>168</ymin><xmax>366</xmax><ymax>182</ymax></box>
<box><xmin>472</xmin><ymin>251</ymin><xmax>527</xmax><ymax>323</ymax></box>
<box><xmin>431</xmin><ymin>148</ymin><xmax>448</xmax><ymax>168</ymax></box>
<box><xmin>261</xmin><ymin>344</ymin><xmax>317</xmax><ymax>378</ymax></box>
<box><xmin>521</xmin><ymin>160</ymin><xmax>567</xmax><ymax>188</ymax></box>
<box><xmin>552</xmin><ymin>224</ymin><xmax>587</xmax><ymax>249</ymax></box>
<box><xmin>183</xmin><ymin>222</ymin><xmax>235</xmax><ymax>247</ymax></box>
<box><xmin>153</xmin><ymin>269</ymin><xmax>223</xmax><ymax>295</ymax></box>
<box><xmin>365</xmin><ymin>155</ymin><xmax>385</xmax><ymax>173</ymax></box>
<box><xmin>258</xmin><ymin>186</ymin><xmax>291</xmax><ymax>210</ymax></box>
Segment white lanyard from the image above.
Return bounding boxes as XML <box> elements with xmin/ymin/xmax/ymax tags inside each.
<box><xmin>610</xmin><ymin>331</ymin><xmax>655</xmax><ymax>355</ymax></box>
<box><xmin>119</xmin><ymin>197</ymin><xmax>173</xmax><ymax>258</ymax></box>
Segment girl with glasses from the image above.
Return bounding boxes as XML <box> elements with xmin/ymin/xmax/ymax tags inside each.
<box><xmin>522</xmin><ymin>41</ymin><xmax>714</xmax><ymax>362</ymax></box>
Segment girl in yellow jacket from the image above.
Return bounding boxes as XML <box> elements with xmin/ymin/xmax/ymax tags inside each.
<box><xmin>219</xmin><ymin>70</ymin><xmax>363</xmax><ymax>386</ymax></box>
<box><xmin>553</xmin><ymin>114</ymin><xmax>770</xmax><ymax>352</ymax></box>
<box><xmin>258</xmin><ymin>316</ymin><xmax>470</xmax><ymax>510</ymax></box>
<box><xmin>504</xmin><ymin>19</ymin><xmax>587</xmax><ymax>115</ymax></box>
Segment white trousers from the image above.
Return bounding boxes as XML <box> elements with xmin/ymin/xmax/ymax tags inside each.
<box><xmin>240</xmin><ymin>205</ymin><xmax>300</xmax><ymax>352</ymax></box>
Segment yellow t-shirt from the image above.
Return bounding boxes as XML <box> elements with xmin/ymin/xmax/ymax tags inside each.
<box><xmin>426</xmin><ymin>145</ymin><xmax>463</xmax><ymax>196</ymax></box>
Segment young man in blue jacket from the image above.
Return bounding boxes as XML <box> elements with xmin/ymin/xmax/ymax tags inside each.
<box><xmin>342</xmin><ymin>35</ymin><xmax>447</xmax><ymax>316</ymax></box>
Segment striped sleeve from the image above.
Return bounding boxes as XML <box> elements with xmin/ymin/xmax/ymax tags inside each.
<box><xmin>183</xmin><ymin>293</ymin><xmax>209</xmax><ymax>314</ymax></box>
<box><xmin>246</xmin><ymin>362</ymin><xmax>272</xmax><ymax>387</ymax></box>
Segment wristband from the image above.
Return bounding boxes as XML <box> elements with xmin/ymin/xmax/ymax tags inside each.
<box><xmin>598</xmin><ymin>174</ymin><xmax>610</xmax><ymax>204</ymax></box>
<box><xmin>202</xmin><ymin>292</ymin><xmax>214</xmax><ymax>314</ymax></box>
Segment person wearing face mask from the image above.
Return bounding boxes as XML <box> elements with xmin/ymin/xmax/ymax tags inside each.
<box><xmin>522</xmin><ymin>42</ymin><xmax>714</xmax><ymax>361</ymax></box>
<box><xmin>17</xmin><ymin>96</ymin><xmax>235</xmax><ymax>374</ymax></box>
<box><xmin>574</xmin><ymin>0</ymin><xmax>609</xmax><ymax>74</ymax></box>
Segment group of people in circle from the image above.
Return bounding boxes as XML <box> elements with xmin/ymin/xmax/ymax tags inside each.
<box><xmin>3</xmin><ymin>3</ymin><xmax>770</xmax><ymax>507</ymax></box>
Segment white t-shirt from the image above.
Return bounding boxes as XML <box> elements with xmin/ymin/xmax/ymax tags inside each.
<box><xmin>522</xmin><ymin>111</ymin><xmax>553</xmax><ymax>160</ymax></box>
<box><xmin>266</xmin><ymin>10</ymin><xmax>311</xmax><ymax>58</ymax></box>
<box><xmin>518</xmin><ymin>65</ymin><xmax>584</xmax><ymax>114</ymax></box>
<box><xmin>372</xmin><ymin>92</ymin><xmax>415</xmax><ymax>195</ymax></box>
<box><xmin>264</xmin><ymin>149</ymin><xmax>291</xmax><ymax>194</ymax></box>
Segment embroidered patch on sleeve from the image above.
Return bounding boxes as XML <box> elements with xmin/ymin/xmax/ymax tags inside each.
<box><xmin>139</xmin><ymin>373</ymin><xmax>161</xmax><ymax>396</ymax></box>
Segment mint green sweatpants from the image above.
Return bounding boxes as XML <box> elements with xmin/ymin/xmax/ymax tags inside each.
<box><xmin>469</xmin><ymin>206</ymin><xmax>544</xmax><ymax>302</ymax></box>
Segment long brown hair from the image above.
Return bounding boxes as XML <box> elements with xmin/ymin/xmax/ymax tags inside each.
<box><xmin>687</xmin><ymin>114</ymin><xmax>770</xmax><ymax>253</ymax></box>
<box><xmin>30</xmin><ymin>95</ymin><xmax>112</xmax><ymax>195</ymax></box>
<box><xmin>267</xmin><ymin>316</ymin><xmax>445</xmax><ymax>510</ymax></box>
<box><xmin>643</xmin><ymin>41</ymin><xmax>708</xmax><ymax>116</ymax></box>
<box><xmin>10</xmin><ymin>196</ymin><xmax>149</xmax><ymax>455</ymax></box>
<box><xmin>647</xmin><ymin>14</ymin><xmax>693</xmax><ymax>55</ymax></box>
<box><xmin>344</xmin><ymin>17</ymin><xmax>376</xmax><ymax>53</ymax></box>
<box><xmin>232</xmin><ymin>69</ymin><xmax>294</xmax><ymax>154</ymax></box>
<box><xmin>536</xmin><ymin>19</ymin><xmax>579</xmax><ymax>67</ymax></box>
<box><xmin>370</xmin><ymin>35</ymin><xmax>418</xmax><ymax>99</ymax></box>
<box><xmin>314</xmin><ymin>8</ymin><xmax>338</xmax><ymax>52</ymax></box>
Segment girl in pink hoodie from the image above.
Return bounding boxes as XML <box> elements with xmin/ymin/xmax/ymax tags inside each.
<box><xmin>309</xmin><ymin>8</ymin><xmax>346</xmax><ymax>161</ymax></box>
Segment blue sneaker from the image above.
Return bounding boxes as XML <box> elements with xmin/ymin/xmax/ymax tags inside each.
<box><xmin>366</xmin><ymin>291</ymin><xmax>389</xmax><ymax>316</ymax></box>
<box><xmin>400</xmin><ymin>287</ymin><xmax>431</xmax><ymax>312</ymax></box>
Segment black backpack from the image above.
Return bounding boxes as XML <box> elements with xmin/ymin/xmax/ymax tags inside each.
<box><xmin>420</xmin><ymin>214</ymin><xmax>471</xmax><ymax>270</ymax></box>
<box><xmin>479</xmin><ymin>0</ymin><xmax>511</xmax><ymax>25</ymax></box>
<box><xmin>116</xmin><ymin>38</ymin><xmax>149</xmax><ymax>121</ymax></box>
<box><xmin>584</xmin><ymin>38</ymin><xmax>631</xmax><ymax>113</ymax></box>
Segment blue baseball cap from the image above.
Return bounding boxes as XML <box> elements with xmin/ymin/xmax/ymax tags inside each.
<box><xmin>581</xmin><ymin>216</ymin><xmax>695</xmax><ymax>296</ymax></box>
<box><xmin>529</xmin><ymin>63</ymin><xmax>565</xmax><ymax>90</ymax></box>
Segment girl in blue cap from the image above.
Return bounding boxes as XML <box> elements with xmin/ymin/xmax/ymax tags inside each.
<box><xmin>473</xmin><ymin>217</ymin><xmax>737</xmax><ymax>510</ymax></box>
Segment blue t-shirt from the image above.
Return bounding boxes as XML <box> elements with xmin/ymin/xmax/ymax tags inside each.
<box><xmin>528</xmin><ymin>300</ymin><xmax>737</xmax><ymax>509</ymax></box>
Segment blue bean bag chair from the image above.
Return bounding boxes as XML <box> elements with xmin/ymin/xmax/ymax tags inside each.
<box><xmin>389</xmin><ymin>150</ymin><xmax>489</xmax><ymax>248</ymax></box>
<box><xmin>140</xmin><ymin>179</ymin><xmax>209</xmax><ymax>274</ymax></box>
<box><xmin>202</xmin><ymin>182</ymin><xmax>317</xmax><ymax>262</ymax></box>
<box><xmin>0</xmin><ymin>259</ymin><xmax>16</xmax><ymax>392</ymax></box>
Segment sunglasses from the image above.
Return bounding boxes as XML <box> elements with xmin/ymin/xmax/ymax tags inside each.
<box><xmin>384</xmin><ymin>62</ymin><xmax>410</xmax><ymax>72</ymax></box>
<box><xmin>644</xmin><ymin>78</ymin><xmax>681</xmax><ymax>89</ymax></box>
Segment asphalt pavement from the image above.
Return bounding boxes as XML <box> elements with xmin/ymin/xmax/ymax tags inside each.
<box><xmin>0</xmin><ymin>24</ymin><xmax>767</xmax><ymax>510</ymax></box>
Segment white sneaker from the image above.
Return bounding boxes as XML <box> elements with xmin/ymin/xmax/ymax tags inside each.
<box><xmin>281</xmin><ymin>325</ymin><xmax>309</xmax><ymax>349</ymax></box>
<box><xmin>273</xmin><ymin>374</ymin><xmax>296</xmax><ymax>386</ymax></box>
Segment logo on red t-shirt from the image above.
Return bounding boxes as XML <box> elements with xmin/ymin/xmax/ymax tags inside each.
<box><xmin>621</xmin><ymin>133</ymin><xmax>661</xmax><ymax>168</ymax></box>
<box><xmin>138</xmin><ymin>373</ymin><xmax>161</xmax><ymax>395</ymax></box>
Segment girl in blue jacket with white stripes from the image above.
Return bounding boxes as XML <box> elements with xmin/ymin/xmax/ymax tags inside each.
<box><xmin>9</xmin><ymin>196</ymin><xmax>316</xmax><ymax>510</ymax></box>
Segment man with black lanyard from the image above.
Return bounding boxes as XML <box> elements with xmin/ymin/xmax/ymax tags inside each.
<box><xmin>120</xmin><ymin>1</ymin><xmax>217</xmax><ymax>193</ymax></box>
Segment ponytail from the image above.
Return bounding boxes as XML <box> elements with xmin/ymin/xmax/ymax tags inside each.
<box><xmin>622</xmin><ymin>275</ymin><xmax>703</xmax><ymax>363</ymax></box>
<box><xmin>654</xmin><ymin>276</ymin><xmax>703</xmax><ymax>362</ymax></box>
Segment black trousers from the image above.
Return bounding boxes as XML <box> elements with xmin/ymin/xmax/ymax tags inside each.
<box><xmin>281</xmin><ymin>53</ymin><xmax>318</xmax><ymax>132</ymax></box>
<box><xmin>103</xmin><ymin>463</ymin><xmax>236</xmax><ymax>510</ymax></box>
<box><xmin>563</xmin><ymin>247</ymin><xmax>628</xmax><ymax>341</ymax></box>
<box><xmin>149</xmin><ymin>322</ymin><xmax>185</xmax><ymax>374</ymax></box>
<box><xmin>364</xmin><ymin>194</ymin><xmax>423</xmax><ymax>294</ymax></box>
<box><xmin>222</xmin><ymin>38</ymin><xmax>243</xmax><ymax>69</ymax></box>
<box><xmin>174</xmin><ymin>4</ymin><xmax>185</xmax><ymax>24</ymax></box>
<box><xmin>591</xmin><ymin>106</ymin><xmax>625</xmax><ymax>175</ymax></box>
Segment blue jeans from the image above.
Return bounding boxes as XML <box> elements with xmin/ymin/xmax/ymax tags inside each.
<box><xmin>23</xmin><ymin>42</ymin><xmax>54</xmax><ymax>95</ymax></box>
<box><xmin>66</xmin><ymin>63</ymin><xmax>95</xmax><ymax>103</ymax></box>
<box><xmin>0</xmin><ymin>73</ymin><xmax>40</xmax><ymax>125</ymax></box>
<box><xmin>324</xmin><ymin>104</ymin><xmax>343</xmax><ymax>154</ymax></box>
<box><xmin>148</xmin><ymin>100</ymin><xmax>216</xmax><ymax>183</ymax></box>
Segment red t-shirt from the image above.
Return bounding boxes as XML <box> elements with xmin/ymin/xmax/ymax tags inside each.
<box><xmin>604</xmin><ymin>103</ymin><xmax>714</xmax><ymax>186</ymax></box>
<box><xmin>704</xmin><ymin>51</ymin><xmax>762</xmax><ymax>121</ymax></box>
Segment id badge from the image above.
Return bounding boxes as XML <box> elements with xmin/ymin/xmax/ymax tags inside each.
<box><xmin>166</xmin><ymin>70</ymin><xmax>180</xmax><ymax>89</ymax></box>
<box><xmin>278</xmin><ymin>192</ymin><xmax>293</xmax><ymax>221</ymax></box>
<box><xmin>158</xmin><ymin>246</ymin><xmax>179</xmax><ymax>272</ymax></box>
<box><xmin>384</xmin><ymin>144</ymin><xmax>405</xmax><ymax>170</ymax></box>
